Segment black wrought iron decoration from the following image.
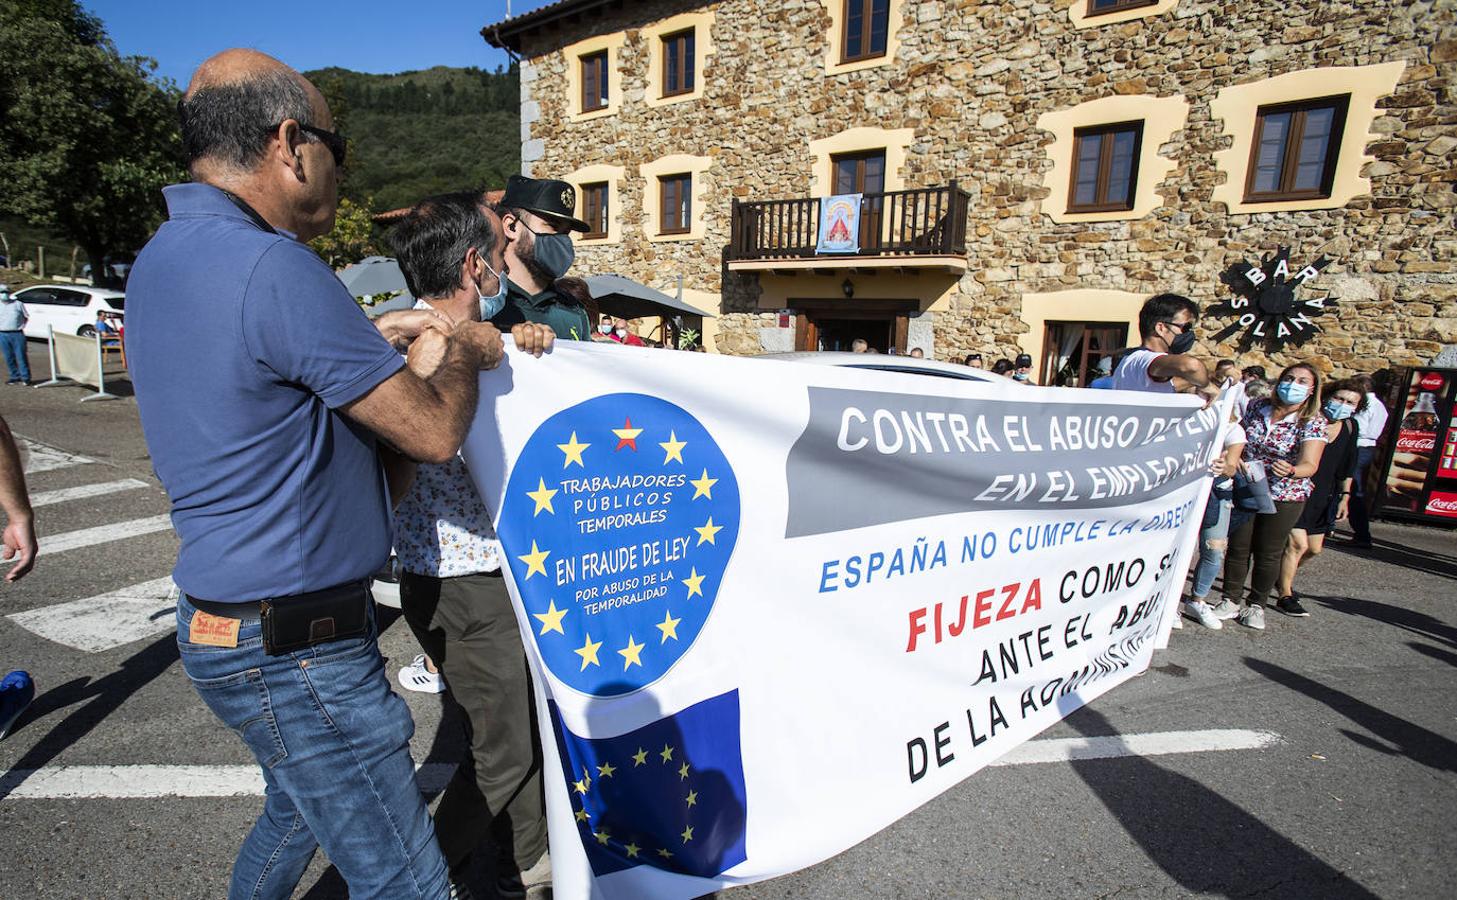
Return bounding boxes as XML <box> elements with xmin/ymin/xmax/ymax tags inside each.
<box><xmin>1210</xmin><ymin>247</ymin><xmax>1333</xmax><ymax>351</ymax></box>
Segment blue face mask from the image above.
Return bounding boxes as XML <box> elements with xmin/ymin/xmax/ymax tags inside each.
<box><xmin>476</xmin><ymin>259</ymin><xmax>508</xmax><ymax>321</ymax></box>
<box><xmin>1277</xmin><ymin>380</ymin><xmax>1311</xmax><ymax>405</ymax></box>
<box><xmin>1323</xmin><ymin>399</ymin><xmax>1354</xmax><ymax>421</ymax></box>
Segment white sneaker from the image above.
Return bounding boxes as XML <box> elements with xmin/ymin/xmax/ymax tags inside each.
<box><xmin>1170</xmin><ymin>613</ymin><xmax>1183</xmax><ymax>629</ymax></box>
<box><xmin>1237</xmin><ymin>605</ymin><xmax>1266</xmax><ymax>630</ymax></box>
<box><xmin>1182</xmin><ymin>599</ymin><xmax>1224</xmax><ymax>630</ymax></box>
<box><xmin>397</xmin><ymin>654</ymin><xmax>445</xmax><ymax>693</ymax></box>
<box><xmin>1210</xmin><ymin>599</ymin><xmax>1241</xmax><ymax>620</ymax></box>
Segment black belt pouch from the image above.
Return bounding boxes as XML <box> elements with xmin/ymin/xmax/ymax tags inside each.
<box><xmin>261</xmin><ymin>582</ymin><xmax>369</xmax><ymax>656</ymax></box>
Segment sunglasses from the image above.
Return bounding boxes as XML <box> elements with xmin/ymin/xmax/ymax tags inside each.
<box><xmin>255</xmin><ymin>122</ymin><xmax>346</xmax><ymax>168</ymax></box>
<box><xmin>1160</xmin><ymin>319</ymin><xmax>1195</xmax><ymax>334</ymax></box>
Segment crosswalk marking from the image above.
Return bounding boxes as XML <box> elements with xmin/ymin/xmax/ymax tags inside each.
<box><xmin>19</xmin><ymin>439</ymin><xmax>95</xmax><ymax>474</ymax></box>
<box><xmin>28</xmin><ymin>479</ymin><xmax>151</xmax><ymax>508</ymax></box>
<box><xmin>38</xmin><ymin>514</ymin><xmax>174</xmax><ymax>555</ymax></box>
<box><xmin>1</xmin><ymin>731</ymin><xmax>1282</xmax><ymax>801</ymax></box>
<box><xmin>6</xmin><ymin>577</ymin><xmax>177</xmax><ymax>652</ymax></box>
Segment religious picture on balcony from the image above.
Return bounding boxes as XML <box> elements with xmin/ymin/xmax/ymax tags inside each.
<box><xmin>816</xmin><ymin>193</ymin><xmax>862</xmax><ymax>255</ymax></box>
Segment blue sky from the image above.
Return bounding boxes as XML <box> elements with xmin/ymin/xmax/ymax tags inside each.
<box><xmin>87</xmin><ymin>0</ymin><xmax>560</xmax><ymax>86</ymax></box>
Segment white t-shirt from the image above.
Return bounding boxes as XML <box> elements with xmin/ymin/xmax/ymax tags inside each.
<box><xmin>1110</xmin><ymin>348</ymin><xmax>1175</xmax><ymax>393</ymax></box>
<box><xmin>1353</xmin><ymin>392</ymin><xmax>1389</xmax><ymax>448</ymax></box>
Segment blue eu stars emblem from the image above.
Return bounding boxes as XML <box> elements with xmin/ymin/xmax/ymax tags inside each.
<box><xmin>500</xmin><ymin>394</ymin><xmax>740</xmax><ymax>696</ymax></box>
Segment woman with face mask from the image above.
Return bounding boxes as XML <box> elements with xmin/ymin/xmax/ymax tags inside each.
<box><xmin>1275</xmin><ymin>380</ymin><xmax>1364</xmax><ymax>609</ymax></box>
<box><xmin>1220</xmin><ymin>362</ymin><xmax>1329</xmax><ymax>629</ymax></box>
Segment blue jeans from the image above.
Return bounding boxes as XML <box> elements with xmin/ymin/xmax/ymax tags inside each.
<box><xmin>0</xmin><ymin>331</ymin><xmax>29</xmax><ymax>382</ymax></box>
<box><xmin>176</xmin><ymin>593</ymin><xmax>450</xmax><ymax>900</ymax></box>
<box><xmin>1191</xmin><ymin>495</ymin><xmax>1233</xmax><ymax>599</ymax></box>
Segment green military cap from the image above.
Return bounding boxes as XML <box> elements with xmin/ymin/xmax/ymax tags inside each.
<box><xmin>500</xmin><ymin>174</ymin><xmax>590</xmax><ymax>233</ymax></box>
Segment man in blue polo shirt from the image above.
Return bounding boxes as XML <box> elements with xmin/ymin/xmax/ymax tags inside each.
<box><xmin>127</xmin><ymin>50</ymin><xmax>529</xmax><ymax>900</ymax></box>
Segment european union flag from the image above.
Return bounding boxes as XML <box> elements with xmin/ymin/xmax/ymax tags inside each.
<box><xmin>550</xmin><ymin>690</ymin><xmax>748</xmax><ymax>879</ymax></box>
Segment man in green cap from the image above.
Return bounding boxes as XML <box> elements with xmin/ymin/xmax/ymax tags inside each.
<box><xmin>492</xmin><ymin>175</ymin><xmax>593</xmax><ymax>341</ymax></box>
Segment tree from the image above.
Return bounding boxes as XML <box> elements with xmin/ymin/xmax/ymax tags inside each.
<box><xmin>0</xmin><ymin>0</ymin><xmax>183</xmax><ymax>286</ymax></box>
<box><xmin>309</xmin><ymin>197</ymin><xmax>378</xmax><ymax>270</ymax></box>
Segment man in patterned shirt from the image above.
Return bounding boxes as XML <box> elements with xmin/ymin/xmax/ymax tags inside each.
<box><xmin>389</xmin><ymin>192</ymin><xmax>555</xmax><ymax>898</ymax></box>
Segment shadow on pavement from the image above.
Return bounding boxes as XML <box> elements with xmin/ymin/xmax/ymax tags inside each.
<box><xmin>1245</xmin><ymin>658</ymin><xmax>1457</xmax><ymax>774</ymax></box>
<box><xmin>0</xmin><ymin>632</ymin><xmax>178</xmax><ymax>799</ymax></box>
<box><xmin>1407</xmin><ymin>641</ymin><xmax>1457</xmax><ymax>668</ymax></box>
<box><xmin>1330</xmin><ymin>538</ymin><xmax>1457</xmax><ymax>581</ymax></box>
<box><xmin>1064</xmin><ymin>704</ymin><xmax>1378</xmax><ymax>898</ymax></box>
<box><xmin>1310</xmin><ymin>594</ymin><xmax>1457</xmax><ymax>649</ymax></box>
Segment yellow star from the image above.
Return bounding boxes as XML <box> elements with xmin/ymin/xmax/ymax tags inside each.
<box><xmin>594</xmin><ymin>828</ymin><xmax>611</xmax><ymax>846</ymax></box>
<box><xmin>694</xmin><ymin>517</ymin><xmax>722</xmax><ymax>546</ymax></box>
<box><xmin>581</xmin><ymin>767</ymin><xmax>592</xmax><ymax>790</ymax></box>
<box><xmin>526</xmin><ymin>478</ymin><xmax>558</xmax><ymax>516</ymax></box>
<box><xmin>574</xmin><ymin>807</ymin><xmax>590</xmax><ymax>822</ymax></box>
<box><xmin>574</xmin><ymin>633</ymin><xmax>603</xmax><ymax>670</ymax></box>
<box><xmin>572</xmin><ymin>778</ymin><xmax>588</xmax><ymax>795</ymax></box>
<box><xmin>683</xmin><ymin>567</ymin><xmax>705</xmax><ymax>599</ymax></box>
<box><xmin>685</xmin><ymin>789</ymin><xmax>698</xmax><ymax>808</ymax></box>
<box><xmin>624</xmin><ymin>842</ymin><xmax>641</xmax><ymax>859</ymax></box>
<box><xmin>656</xmin><ymin>610</ymin><xmax>682</xmax><ymax>643</ymax></box>
<box><xmin>690</xmin><ymin>468</ymin><xmax>718</xmax><ymax>500</ymax></box>
<box><xmin>557</xmin><ymin>432</ymin><xmax>590</xmax><ymax>468</ymax></box>
<box><xmin>657</xmin><ymin>848</ymin><xmax>673</xmax><ymax>859</ymax></box>
<box><xmin>659</xmin><ymin>431</ymin><xmax>687</xmax><ymax>465</ymax></box>
<box><xmin>517</xmin><ymin>541</ymin><xmax>550</xmax><ymax>579</ymax></box>
<box><xmin>618</xmin><ymin>634</ymin><xmax>645</xmax><ymax>670</ymax></box>
<box><xmin>632</xmin><ymin>747</ymin><xmax>648</xmax><ymax>767</ymax></box>
<box><xmin>681</xmin><ymin>825</ymin><xmax>694</xmax><ymax>844</ymax></box>
<box><xmin>678</xmin><ymin>762</ymin><xmax>690</xmax><ymax>780</ymax></box>
<box><xmin>612</xmin><ymin>416</ymin><xmax>644</xmax><ymax>451</ymax></box>
<box><xmin>533</xmin><ymin>599</ymin><xmax>567</xmax><ymax>636</ymax></box>
<box><xmin>597</xmin><ymin>761</ymin><xmax>617</xmax><ymax>778</ymax></box>
<box><xmin>660</xmin><ymin>744</ymin><xmax>675</xmax><ymax>764</ymax></box>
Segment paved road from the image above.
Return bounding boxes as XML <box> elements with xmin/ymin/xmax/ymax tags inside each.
<box><xmin>1</xmin><ymin>354</ymin><xmax>1454</xmax><ymax>899</ymax></box>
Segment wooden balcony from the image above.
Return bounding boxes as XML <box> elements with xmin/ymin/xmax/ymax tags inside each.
<box><xmin>726</xmin><ymin>182</ymin><xmax>971</xmax><ymax>274</ymax></box>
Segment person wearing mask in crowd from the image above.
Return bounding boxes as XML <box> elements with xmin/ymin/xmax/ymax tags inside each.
<box><xmin>0</xmin><ymin>285</ymin><xmax>29</xmax><ymax>385</ymax></box>
<box><xmin>964</xmin><ymin>352</ymin><xmax>983</xmax><ymax>369</ymax></box>
<box><xmin>1275</xmin><ymin>379</ymin><xmax>1362</xmax><ymax>614</ymax></box>
<box><xmin>1012</xmin><ymin>353</ymin><xmax>1036</xmax><ymax>384</ymax></box>
<box><xmin>388</xmin><ymin>192</ymin><xmax>555</xmax><ymax>899</ymax></box>
<box><xmin>1242</xmin><ymin>365</ymin><xmax>1267</xmax><ymax>384</ymax></box>
<box><xmin>612</xmin><ymin>317</ymin><xmax>646</xmax><ymax>346</ymax></box>
<box><xmin>1346</xmin><ymin>373</ymin><xmax>1389</xmax><ymax>548</ymax></box>
<box><xmin>127</xmin><ymin>50</ymin><xmax>513</xmax><ymax>899</ymax></box>
<box><xmin>596</xmin><ymin>313</ymin><xmax>617</xmax><ymax>342</ymax></box>
<box><xmin>991</xmin><ymin>359</ymin><xmax>1014</xmax><ymax>376</ymax></box>
<box><xmin>850</xmin><ymin>338</ymin><xmax>869</xmax><ymax>353</ymax></box>
<box><xmin>1220</xmin><ymin>363</ymin><xmax>1328</xmax><ymax>629</ymax></box>
<box><xmin>1181</xmin><ymin>406</ymin><xmax>1248</xmax><ymax>628</ymax></box>
<box><xmin>492</xmin><ymin>175</ymin><xmax>592</xmax><ymax>341</ymax></box>
<box><xmin>1110</xmin><ymin>293</ymin><xmax>1218</xmax><ymax>405</ymax></box>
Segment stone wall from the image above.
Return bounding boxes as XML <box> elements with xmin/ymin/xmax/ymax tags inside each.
<box><xmin>514</xmin><ymin>0</ymin><xmax>1456</xmax><ymax>376</ymax></box>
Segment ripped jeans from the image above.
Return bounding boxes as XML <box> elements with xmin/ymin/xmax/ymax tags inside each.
<box><xmin>1190</xmin><ymin>489</ymin><xmax>1233</xmax><ymax>600</ymax></box>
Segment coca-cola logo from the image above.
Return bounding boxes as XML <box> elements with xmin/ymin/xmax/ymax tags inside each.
<box><xmin>1425</xmin><ymin>492</ymin><xmax>1457</xmax><ymax>518</ymax></box>
<box><xmin>1398</xmin><ymin>434</ymin><xmax>1437</xmax><ymax>453</ymax></box>
<box><xmin>1420</xmin><ymin>372</ymin><xmax>1446</xmax><ymax>392</ymax></box>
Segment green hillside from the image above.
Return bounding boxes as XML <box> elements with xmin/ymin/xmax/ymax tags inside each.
<box><xmin>306</xmin><ymin>65</ymin><xmax>522</xmax><ymax>213</ymax></box>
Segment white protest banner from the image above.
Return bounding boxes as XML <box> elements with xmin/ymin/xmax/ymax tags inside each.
<box><xmin>460</xmin><ymin>343</ymin><xmax>1222</xmax><ymax>899</ymax></box>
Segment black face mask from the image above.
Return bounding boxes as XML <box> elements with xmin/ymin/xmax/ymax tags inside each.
<box><xmin>1168</xmin><ymin>328</ymin><xmax>1197</xmax><ymax>355</ymax></box>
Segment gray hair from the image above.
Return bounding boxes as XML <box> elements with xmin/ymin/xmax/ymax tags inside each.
<box><xmin>179</xmin><ymin>70</ymin><xmax>314</xmax><ymax>172</ymax></box>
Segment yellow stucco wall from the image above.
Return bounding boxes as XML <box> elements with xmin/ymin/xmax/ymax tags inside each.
<box><xmin>639</xmin><ymin>154</ymin><xmax>715</xmax><ymax>243</ymax></box>
<box><xmin>563</xmin><ymin>32</ymin><xmax>625</xmax><ymax>122</ymax></box>
<box><xmin>1017</xmin><ymin>289</ymin><xmax>1147</xmax><ymax>366</ymax></box>
<box><xmin>643</xmin><ymin>10</ymin><xmax>717</xmax><ymax>109</ymax></box>
<box><xmin>1067</xmin><ymin>0</ymin><xmax>1179</xmax><ymax>29</ymax></box>
<box><xmin>819</xmin><ymin>0</ymin><xmax>907</xmax><ymax>75</ymax></box>
<box><xmin>564</xmin><ymin>164</ymin><xmax>626</xmax><ymax>245</ymax></box>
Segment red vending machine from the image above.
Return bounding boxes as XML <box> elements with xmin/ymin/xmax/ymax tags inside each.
<box><xmin>1378</xmin><ymin>367</ymin><xmax>1457</xmax><ymax>525</ymax></box>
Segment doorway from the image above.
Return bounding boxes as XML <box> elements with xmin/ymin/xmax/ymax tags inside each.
<box><xmin>793</xmin><ymin>300</ymin><xmax>914</xmax><ymax>354</ymax></box>
<box><xmin>1040</xmin><ymin>321</ymin><xmax>1128</xmax><ymax>387</ymax></box>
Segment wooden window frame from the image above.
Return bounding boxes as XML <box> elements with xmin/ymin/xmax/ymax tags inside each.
<box><xmin>1067</xmin><ymin>121</ymin><xmax>1144</xmax><ymax>214</ymax></box>
<box><xmin>581</xmin><ymin>50</ymin><xmax>608</xmax><ymax>113</ymax></box>
<box><xmin>661</xmin><ymin>28</ymin><xmax>695</xmax><ymax>98</ymax></box>
<box><xmin>1243</xmin><ymin>95</ymin><xmax>1350</xmax><ymax>203</ymax></box>
<box><xmin>841</xmin><ymin>0</ymin><xmax>890</xmax><ymax>65</ymax></box>
<box><xmin>1085</xmin><ymin>0</ymin><xmax>1159</xmax><ymax>17</ymax></box>
<box><xmin>581</xmin><ymin>182</ymin><xmax>609</xmax><ymax>240</ymax></box>
<box><xmin>659</xmin><ymin>174</ymin><xmax>692</xmax><ymax>236</ymax></box>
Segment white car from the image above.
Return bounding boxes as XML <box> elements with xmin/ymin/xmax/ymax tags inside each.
<box><xmin>12</xmin><ymin>284</ymin><xmax>125</xmax><ymax>340</ymax></box>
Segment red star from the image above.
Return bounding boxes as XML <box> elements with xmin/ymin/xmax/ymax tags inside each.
<box><xmin>612</xmin><ymin>416</ymin><xmax>644</xmax><ymax>451</ymax></box>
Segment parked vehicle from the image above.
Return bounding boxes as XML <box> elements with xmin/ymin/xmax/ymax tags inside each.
<box><xmin>12</xmin><ymin>284</ymin><xmax>125</xmax><ymax>340</ymax></box>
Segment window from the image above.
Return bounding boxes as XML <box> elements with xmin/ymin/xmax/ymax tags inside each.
<box><xmin>1245</xmin><ymin>96</ymin><xmax>1349</xmax><ymax>202</ymax></box>
<box><xmin>659</xmin><ymin>174</ymin><xmax>692</xmax><ymax>235</ymax></box>
<box><xmin>1086</xmin><ymin>0</ymin><xmax>1157</xmax><ymax>16</ymax></box>
<box><xmin>832</xmin><ymin>150</ymin><xmax>886</xmax><ymax>195</ymax></box>
<box><xmin>581</xmin><ymin>51</ymin><xmax>609</xmax><ymax>113</ymax></box>
<box><xmin>841</xmin><ymin>0</ymin><xmax>890</xmax><ymax>63</ymax></box>
<box><xmin>1068</xmin><ymin>122</ymin><xmax>1143</xmax><ymax>213</ymax></box>
<box><xmin>581</xmin><ymin>182</ymin><xmax>608</xmax><ymax>239</ymax></box>
<box><xmin>662</xmin><ymin>29</ymin><xmax>695</xmax><ymax>97</ymax></box>
<box><xmin>1040</xmin><ymin>322</ymin><xmax>1128</xmax><ymax>387</ymax></box>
